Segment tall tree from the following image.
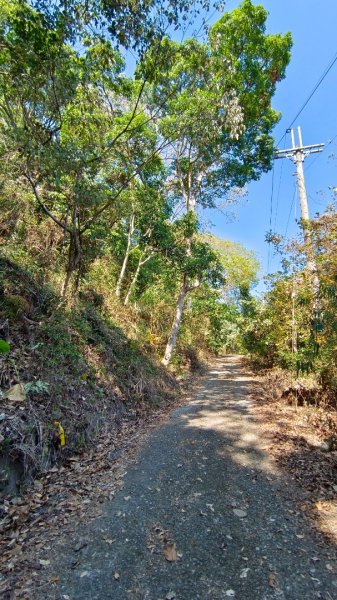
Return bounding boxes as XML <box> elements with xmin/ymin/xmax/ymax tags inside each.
<box><xmin>0</xmin><ymin>1</ymin><xmax>163</xmax><ymax>294</ymax></box>
<box><xmin>143</xmin><ymin>0</ymin><xmax>292</xmax><ymax>364</ymax></box>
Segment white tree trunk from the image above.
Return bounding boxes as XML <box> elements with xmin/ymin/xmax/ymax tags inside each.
<box><xmin>162</xmin><ymin>181</ymin><xmax>199</xmax><ymax>366</ymax></box>
<box><xmin>124</xmin><ymin>256</ymin><xmax>142</xmax><ymax>306</ymax></box>
<box><xmin>115</xmin><ymin>212</ymin><xmax>135</xmax><ymax>298</ymax></box>
<box><xmin>162</xmin><ymin>277</ymin><xmax>187</xmax><ymax>366</ymax></box>
<box><xmin>124</xmin><ymin>251</ymin><xmax>153</xmax><ymax>306</ymax></box>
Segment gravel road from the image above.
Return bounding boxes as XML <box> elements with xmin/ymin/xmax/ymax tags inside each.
<box><xmin>51</xmin><ymin>356</ymin><xmax>337</xmax><ymax>600</ymax></box>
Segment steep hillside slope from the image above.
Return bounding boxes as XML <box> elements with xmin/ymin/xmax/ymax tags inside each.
<box><xmin>0</xmin><ymin>257</ymin><xmax>179</xmax><ymax>493</ymax></box>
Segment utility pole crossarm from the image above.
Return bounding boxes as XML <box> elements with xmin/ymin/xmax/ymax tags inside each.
<box><xmin>274</xmin><ymin>142</ymin><xmax>324</xmax><ymax>160</ymax></box>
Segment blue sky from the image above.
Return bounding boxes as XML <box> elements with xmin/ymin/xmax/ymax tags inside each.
<box><xmin>202</xmin><ymin>0</ymin><xmax>337</xmax><ymax>289</ymax></box>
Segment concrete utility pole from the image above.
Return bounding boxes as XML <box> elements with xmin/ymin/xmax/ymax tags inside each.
<box><xmin>274</xmin><ymin>126</ymin><xmax>324</xmax><ymax>227</ymax></box>
<box><xmin>275</xmin><ymin>127</ymin><xmax>324</xmax><ymax>322</ymax></box>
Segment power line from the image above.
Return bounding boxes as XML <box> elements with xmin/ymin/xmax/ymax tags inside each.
<box><xmin>284</xmin><ymin>184</ymin><xmax>297</xmax><ymax>238</ymax></box>
<box><xmin>267</xmin><ymin>46</ymin><xmax>337</xmax><ymax>274</ymax></box>
<box><xmin>273</xmin><ymin>137</ymin><xmax>286</xmax><ymax>229</ymax></box>
<box><xmin>267</xmin><ymin>163</ymin><xmax>275</xmax><ymax>274</ymax></box>
<box><xmin>277</xmin><ymin>49</ymin><xmax>337</xmax><ymax>147</ymax></box>
<box><xmin>305</xmin><ymin>132</ymin><xmax>337</xmax><ymax>172</ymax></box>
<box><xmin>308</xmin><ymin>192</ymin><xmax>325</xmax><ymax>209</ymax></box>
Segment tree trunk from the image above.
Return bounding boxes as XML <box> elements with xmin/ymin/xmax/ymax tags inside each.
<box><xmin>162</xmin><ymin>276</ymin><xmax>188</xmax><ymax>366</ymax></box>
<box><xmin>124</xmin><ymin>256</ymin><xmax>141</xmax><ymax>306</ymax></box>
<box><xmin>61</xmin><ymin>207</ymin><xmax>82</xmax><ymax>298</ymax></box>
<box><xmin>162</xmin><ymin>183</ymin><xmax>199</xmax><ymax>366</ymax></box>
<box><xmin>124</xmin><ymin>251</ymin><xmax>153</xmax><ymax>306</ymax></box>
<box><xmin>61</xmin><ymin>258</ymin><xmax>73</xmax><ymax>298</ymax></box>
<box><xmin>115</xmin><ymin>212</ymin><xmax>135</xmax><ymax>298</ymax></box>
<box><xmin>61</xmin><ymin>240</ymin><xmax>80</xmax><ymax>298</ymax></box>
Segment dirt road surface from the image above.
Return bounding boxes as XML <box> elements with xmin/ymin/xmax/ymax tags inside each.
<box><xmin>45</xmin><ymin>356</ymin><xmax>337</xmax><ymax>600</ymax></box>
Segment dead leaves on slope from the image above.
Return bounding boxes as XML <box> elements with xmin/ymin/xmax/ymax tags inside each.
<box><xmin>252</xmin><ymin>380</ymin><xmax>337</xmax><ymax>542</ymax></box>
<box><xmin>0</xmin><ymin>423</ymin><xmax>141</xmax><ymax>599</ymax></box>
<box><xmin>5</xmin><ymin>383</ymin><xmax>26</xmax><ymax>403</ymax></box>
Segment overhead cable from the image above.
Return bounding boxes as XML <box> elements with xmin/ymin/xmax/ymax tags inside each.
<box><xmin>305</xmin><ymin>132</ymin><xmax>337</xmax><ymax>172</ymax></box>
<box><xmin>277</xmin><ymin>49</ymin><xmax>337</xmax><ymax>147</ymax></box>
<box><xmin>267</xmin><ymin>162</ymin><xmax>275</xmax><ymax>274</ymax></box>
<box><xmin>284</xmin><ymin>185</ymin><xmax>297</xmax><ymax>238</ymax></box>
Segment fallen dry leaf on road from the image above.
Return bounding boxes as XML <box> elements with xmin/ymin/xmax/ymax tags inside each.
<box><xmin>268</xmin><ymin>572</ymin><xmax>278</xmax><ymax>588</ymax></box>
<box><xmin>163</xmin><ymin>543</ymin><xmax>178</xmax><ymax>562</ymax></box>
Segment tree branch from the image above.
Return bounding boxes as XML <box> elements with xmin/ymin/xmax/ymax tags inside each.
<box><xmin>87</xmin><ymin>79</ymin><xmax>147</xmax><ymax>165</ymax></box>
<box><xmin>24</xmin><ymin>170</ymin><xmax>71</xmax><ymax>234</ymax></box>
<box><xmin>186</xmin><ymin>278</ymin><xmax>201</xmax><ymax>292</ymax></box>
<box><xmin>81</xmin><ymin>136</ymin><xmax>173</xmax><ymax>233</ymax></box>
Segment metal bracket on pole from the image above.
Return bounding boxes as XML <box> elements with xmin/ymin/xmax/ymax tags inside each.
<box><xmin>275</xmin><ymin>125</ymin><xmax>324</xmax><ymax>162</ymax></box>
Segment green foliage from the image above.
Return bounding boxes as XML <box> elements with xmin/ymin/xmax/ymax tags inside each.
<box><xmin>142</xmin><ymin>0</ymin><xmax>292</xmax><ymax>209</ymax></box>
<box><xmin>39</xmin><ymin>317</ymin><xmax>84</xmax><ymax>370</ymax></box>
<box><xmin>0</xmin><ymin>339</ymin><xmax>10</xmax><ymax>353</ymax></box>
<box><xmin>187</xmin><ymin>287</ymin><xmax>243</xmax><ymax>354</ymax></box>
<box><xmin>0</xmin><ymin>0</ymin><xmax>296</xmax><ymax>483</ymax></box>
<box><xmin>24</xmin><ymin>380</ymin><xmax>49</xmax><ymax>394</ymax></box>
<box><xmin>243</xmin><ymin>206</ymin><xmax>337</xmax><ymax>401</ymax></box>
<box><xmin>34</xmin><ymin>0</ymin><xmax>216</xmax><ymax>52</ymax></box>
<box><xmin>0</xmin><ymin>0</ymin><xmax>289</xmax><ymax>367</ymax></box>
<box><xmin>202</xmin><ymin>235</ymin><xmax>259</xmax><ymax>293</ymax></box>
